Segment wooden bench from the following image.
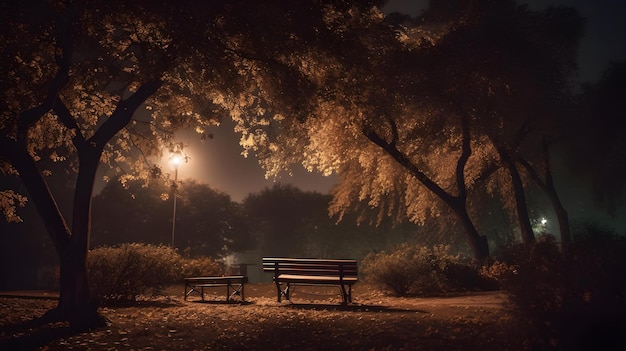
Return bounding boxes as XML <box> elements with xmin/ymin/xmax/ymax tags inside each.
<box><xmin>262</xmin><ymin>257</ymin><xmax>358</xmax><ymax>305</ymax></box>
<box><xmin>184</xmin><ymin>275</ymin><xmax>247</xmax><ymax>302</ymax></box>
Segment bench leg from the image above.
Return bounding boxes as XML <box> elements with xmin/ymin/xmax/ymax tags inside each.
<box><xmin>339</xmin><ymin>284</ymin><xmax>349</xmax><ymax>305</ymax></box>
<box><xmin>273</xmin><ymin>281</ymin><xmax>292</xmax><ymax>302</ymax></box>
<box><xmin>274</xmin><ymin>280</ymin><xmax>282</xmax><ymax>302</ymax></box>
<box><xmin>227</xmin><ymin>283</ymin><xmax>245</xmax><ymax>301</ymax></box>
<box><xmin>284</xmin><ymin>283</ymin><xmax>290</xmax><ymax>301</ymax></box>
<box><xmin>348</xmin><ymin>284</ymin><xmax>352</xmax><ymax>303</ymax></box>
<box><xmin>184</xmin><ymin>284</ymin><xmax>201</xmax><ymax>301</ymax></box>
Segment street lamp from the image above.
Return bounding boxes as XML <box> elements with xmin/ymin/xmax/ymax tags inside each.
<box><xmin>169</xmin><ymin>148</ymin><xmax>186</xmax><ymax>248</ymax></box>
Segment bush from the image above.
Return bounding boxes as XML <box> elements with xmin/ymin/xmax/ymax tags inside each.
<box><xmin>478</xmin><ymin>260</ymin><xmax>515</xmax><ymax>290</ymax></box>
<box><xmin>362</xmin><ymin>244</ymin><xmax>490</xmax><ymax>296</ymax></box>
<box><xmin>88</xmin><ymin>243</ymin><xmax>223</xmax><ymax>304</ymax></box>
<box><xmin>178</xmin><ymin>256</ymin><xmax>223</xmax><ymax>278</ymax></box>
<box><xmin>498</xmin><ymin>234</ymin><xmax>626</xmax><ymax>350</ymax></box>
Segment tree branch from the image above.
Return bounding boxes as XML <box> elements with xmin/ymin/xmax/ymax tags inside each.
<box><xmin>455</xmin><ymin>112</ymin><xmax>472</xmax><ymax>200</ymax></box>
<box><xmin>90</xmin><ymin>80</ymin><xmax>163</xmax><ymax>148</ymax></box>
<box><xmin>363</xmin><ymin>128</ymin><xmax>455</xmax><ymax>204</ymax></box>
<box><xmin>52</xmin><ymin>99</ymin><xmax>87</xmax><ymax>149</ymax></box>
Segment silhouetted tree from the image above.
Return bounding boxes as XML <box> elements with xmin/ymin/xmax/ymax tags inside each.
<box><xmin>175</xmin><ymin>180</ymin><xmax>254</xmax><ymax>256</ymax></box>
<box><xmin>243</xmin><ymin>184</ymin><xmax>317</xmax><ymax>257</ymax></box>
<box><xmin>242</xmin><ymin>183</ymin><xmax>426</xmax><ymax>259</ymax></box>
<box><xmin>91</xmin><ymin>179</ymin><xmax>253</xmax><ymax>257</ymax></box>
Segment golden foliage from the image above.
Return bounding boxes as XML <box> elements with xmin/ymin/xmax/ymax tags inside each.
<box><xmin>0</xmin><ymin>190</ymin><xmax>28</xmax><ymax>223</ymax></box>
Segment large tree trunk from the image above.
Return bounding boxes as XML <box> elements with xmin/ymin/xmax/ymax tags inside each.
<box><xmin>3</xmin><ymin>137</ymin><xmax>105</xmax><ymax>329</ymax></box>
<box><xmin>449</xmin><ymin>197</ymin><xmax>490</xmax><ymax>260</ymax></box>
<box><xmin>518</xmin><ymin>141</ymin><xmax>572</xmax><ymax>250</ymax></box>
<box><xmin>538</xmin><ymin>144</ymin><xmax>571</xmax><ymax>248</ymax></box>
<box><xmin>548</xmin><ymin>189</ymin><xmax>571</xmax><ymax>247</ymax></box>
<box><xmin>497</xmin><ymin>148</ymin><xmax>536</xmax><ymax>244</ymax></box>
<box><xmin>58</xmin><ymin>146</ymin><xmax>105</xmax><ymax>329</ymax></box>
<box><xmin>58</xmin><ymin>242</ymin><xmax>100</xmax><ymax>329</ymax></box>
<box><xmin>533</xmin><ymin>167</ymin><xmax>571</xmax><ymax>248</ymax></box>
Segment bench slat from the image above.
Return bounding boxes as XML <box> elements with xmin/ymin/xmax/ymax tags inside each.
<box><xmin>185</xmin><ymin>276</ymin><xmax>247</xmax><ymax>284</ymax></box>
<box><xmin>263</xmin><ymin>266</ymin><xmax>357</xmax><ymax>272</ymax></box>
<box><xmin>263</xmin><ymin>263</ymin><xmax>357</xmax><ymax>271</ymax></box>
<box><xmin>275</xmin><ymin>274</ymin><xmax>358</xmax><ymax>283</ymax></box>
<box><xmin>263</xmin><ymin>257</ymin><xmax>355</xmax><ymax>264</ymax></box>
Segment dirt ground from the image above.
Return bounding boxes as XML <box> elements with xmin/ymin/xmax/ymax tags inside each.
<box><xmin>0</xmin><ymin>283</ymin><xmax>528</xmax><ymax>350</ymax></box>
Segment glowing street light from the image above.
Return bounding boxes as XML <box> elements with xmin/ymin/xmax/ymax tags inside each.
<box><xmin>169</xmin><ymin>146</ymin><xmax>188</xmax><ymax>248</ymax></box>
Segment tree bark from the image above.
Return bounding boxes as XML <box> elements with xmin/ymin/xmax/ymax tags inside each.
<box><xmin>58</xmin><ymin>145</ymin><xmax>105</xmax><ymax>329</ymax></box>
<box><xmin>448</xmin><ymin>197</ymin><xmax>490</xmax><ymax>260</ymax></box>
<box><xmin>497</xmin><ymin>147</ymin><xmax>536</xmax><ymax>244</ymax></box>
<box><xmin>518</xmin><ymin>153</ymin><xmax>572</xmax><ymax>249</ymax></box>
<box><xmin>547</xmin><ymin>187</ymin><xmax>571</xmax><ymax>247</ymax></box>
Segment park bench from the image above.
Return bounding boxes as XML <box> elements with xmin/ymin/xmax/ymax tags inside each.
<box><xmin>262</xmin><ymin>257</ymin><xmax>358</xmax><ymax>305</ymax></box>
<box><xmin>184</xmin><ymin>275</ymin><xmax>247</xmax><ymax>302</ymax></box>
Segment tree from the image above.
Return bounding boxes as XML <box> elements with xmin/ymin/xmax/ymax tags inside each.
<box><xmin>91</xmin><ymin>179</ymin><xmax>253</xmax><ymax>257</ymax></box>
<box><xmin>174</xmin><ymin>180</ymin><xmax>254</xmax><ymax>256</ymax></box>
<box><xmin>1</xmin><ymin>0</ymin><xmax>166</xmax><ymax>326</ymax></box>
<box><xmin>240</xmin><ymin>1</ymin><xmax>496</xmax><ymax>259</ymax></box>
<box><xmin>238</xmin><ymin>0</ymin><xmax>587</xmax><ymax>259</ymax></box>
<box><xmin>424</xmin><ymin>2</ymin><xmax>583</xmax><ymax>247</ymax></box>
<box><xmin>91</xmin><ymin>180</ymin><xmax>171</xmax><ymax>247</ymax></box>
<box><xmin>243</xmin><ymin>184</ymin><xmax>321</xmax><ymax>257</ymax></box>
<box><xmin>2</xmin><ymin>0</ymin><xmax>380</xmax><ymax>327</ymax></box>
<box><xmin>243</xmin><ymin>183</ymin><xmax>426</xmax><ymax>260</ymax></box>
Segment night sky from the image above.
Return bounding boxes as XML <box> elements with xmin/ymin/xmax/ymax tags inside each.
<box><xmin>167</xmin><ymin>0</ymin><xmax>626</xmax><ymax>206</ymax></box>
<box><xmin>168</xmin><ymin>119</ymin><xmax>338</xmax><ymax>202</ymax></box>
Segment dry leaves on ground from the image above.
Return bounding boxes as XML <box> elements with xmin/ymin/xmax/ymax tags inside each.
<box><xmin>0</xmin><ymin>283</ymin><xmax>527</xmax><ymax>350</ymax></box>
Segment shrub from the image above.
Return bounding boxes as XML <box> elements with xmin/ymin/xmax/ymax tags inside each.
<box><xmin>362</xmin><ymin>244</ymin><xmax>428</xmax><ymax>296</ymax></box>
<box><xmin>87</xmin><ymin>243</ymin><xmax>224</xmax><ymax>304</ymax></box>
<box><xmin>362</xmin><ymin>244</ymin><xmax>489</xmax><ymax>296</ymax></box>
<box><xmin>179</xmin><ymin>256</ymin><xmax>223</xmax><ymax>278</ymax></box>
<box><xmin>478</xmin><ymin>260</ymin><xmax>515</xmax><ymax>290</ymax></box>
<box><xmin>498</xmin><ymin>234</ymin><xmax>626</xmax><ymax>350</ymax></box>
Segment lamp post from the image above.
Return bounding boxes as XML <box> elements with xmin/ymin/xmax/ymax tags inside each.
<box><xmin>169</xmin><ymin>149</ymin><xmax>185</xmax><ymax>248</ymax></box>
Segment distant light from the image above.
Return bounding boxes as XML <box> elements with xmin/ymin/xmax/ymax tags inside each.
<box><xmin>170</xmin><ymin>151</ymin><xmax>184</xmax><ymax>168</ymax></box>
<box><xmin>541</xmin><ymin>218</ymin><xmax>547</xmax><ymax>225</ymax></box>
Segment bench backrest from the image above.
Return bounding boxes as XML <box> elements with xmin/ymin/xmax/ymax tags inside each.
<box><xmin>262</xmin><ymin>257</ymin><xmax>358</xmax><ymax>279</ymax></box>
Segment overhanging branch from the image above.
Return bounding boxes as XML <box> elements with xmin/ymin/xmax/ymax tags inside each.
<box><xmin>363</xmin><ymin>127</ymin><xmax>456</xmax><ymax>204</ymax></box>
<box><xmin>90</xmin><ymin>80</ymin><xmax>163</xmax><ymax>148</ymax></box>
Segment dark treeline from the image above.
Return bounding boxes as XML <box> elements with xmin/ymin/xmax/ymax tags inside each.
<box><xmin>0</xmin><ymin>178</ymin><xmax>433</xmax><ymax>290</ymax></box>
